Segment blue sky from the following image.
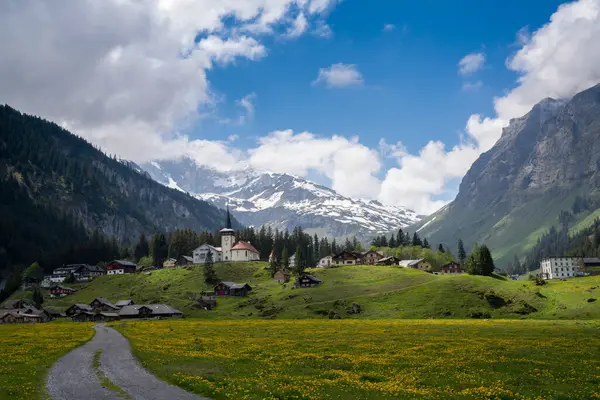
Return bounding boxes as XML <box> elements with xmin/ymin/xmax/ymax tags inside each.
<box><xmin>201</xmin><ymin>0</ymin><xmax>565</xmax><ymax>167</ymax></box>
<box><xmin>3</xmin><ymin>0</ymin><xmax>599</xmax><ymax>213</ymax></box>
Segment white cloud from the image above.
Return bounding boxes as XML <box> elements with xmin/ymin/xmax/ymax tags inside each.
<box><xmin>313</xmin><ymin>63</ymin><xmax>364</xmax><ymax>88</ymax></box>
<box><xmin>286</xmin><ymin>12</ymin><xmax>309</xmax><ymax>38</ymax></box>
<box><xmin>0</xmin><ymin>0</ymin><xmax>339</xmax><ymax>165</ymax></box>
<box><xmin>248</xmin><ymin>130</ymin><xmax>381</xmax><ymax>198</ymax></box>
<box><xmin>378</xmin><ymin>139</ymin><xmax>406</xmax><ymax>158</ymax></box>
<box><xmin>383</xmin><ymin>24</ymin><xmax>396</xmax><ymax>32</ymax></box>
<box><xmin>461</xmin><ymin>81</ymin><xmax>483</xmax><ymax>92</ymax></box>
<box><xmin>313</xmin><ymin>21</ymin><xmax>333</xmax><ymax>38</ymax></box>
<box><xmin>381</xmin><ymin>0</ymin><xmax>600</xmax><ymax>214</ymax></box>
<box><xmin>220</xmin><ymin>93</ymin><xmax>257</xmax><ymax>126</ymax></box>
<box><xmin>458</xmin><ymin>52</ymin><xmax>486</xmax><ymax>75</ymax></box>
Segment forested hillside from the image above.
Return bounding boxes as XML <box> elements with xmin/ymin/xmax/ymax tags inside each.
<box><xmin>0</xmin><ymin>105</ymin><xmax>234</xmax><ymax>276</ymax></box>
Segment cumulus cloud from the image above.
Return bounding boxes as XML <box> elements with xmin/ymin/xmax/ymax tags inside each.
<box><xmin>0</xmin><ymin>0</ymin><xmax>339</xmax><ymax>167</ymax></box>
<box><xmin>380</xmin><ymin>0</ymin><xmax>600</xmax><ymax>214</ymax></box>
<box><xmin>458</xmin><ymin>52</ymin><xmax>486</xmax><ymax>75</ymax></box>
<box><xmin>313</xmin><ymin>63</ymin><xmax>365</xmax><ymax>87</ymax></box>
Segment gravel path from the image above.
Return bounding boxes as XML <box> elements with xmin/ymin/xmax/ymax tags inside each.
<box><xmin>47</xmin><ymin>324</ymin><xmax>207</xmax><ymax>400</ymax></box>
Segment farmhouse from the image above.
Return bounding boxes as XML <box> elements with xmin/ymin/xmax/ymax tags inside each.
<box><xmin>93</xmin><ymin>312</ymin><xmax>120</xmax><ymax>322</ymax></box>
<box><xmin>274</xmin><ymin>270</ymin><xmax>291</xmax><ymax>283</ymax></box>
<box><xmin>47</xmin><ymin>264</ymin><xmax>106</xmax><ymax>283</ymax></box>
<box><xmin>214</xmin><ymin>281</ymin><xmax>253</xmax><ymax>296</ymax></box>
<box><xmin>1</xmin><ymin>299</ymin><xmax>34</xmax><ymax>309</ymax></box>
<box><xmin>399</xmin><ymin>259</ymin><xmax>431</xmax><ymax>271</ymax></box>
<box><xmin>50</xmin><ymin>285</ymin><xmax>77</xmax><ymax>297</ymax></box>
<box><xmin>376</xmin><ymin>256</ymin><xmax>400</xmax><ymax>266</ymax></box>
<box><xmin>294</xmin><ymin>274</ymin><xmax>322</xmax><ymax>288</ymax></box>
<box><xmin>163</xmin><ymin>258</ymin><xmax>177</xmax><ymax>268</ymax></box>
<box><xmin>65</xmin><ymin>303</ymin><xmax>93</xmax><ymax>317</ymax></box>
<box><xmin>89</xmin><ymin>298</ymin><xmax>119</xmax><ymax>312</ymax></box>
<box><xmin>317</xmin><ymin>255</ymin><xmax>333</xmax><ymax>268</ymax></box>
<box><xmin>440</xmin><ymin>262</ymin><xmax>463</xmax><ymax>274</ymax></box>
<box><xmin>0</xmin><ymin>308</ymin><xmax>52</xmax><ymax>324</ymax></box>
<box><xmin>332</xmin><ymin>251</ymin><xmax>361</xmax><ymax>266</ymax></box>
<box><xmin>106</xmin><ymin>260</ymin><xmax>137</xmax><ymax>275</ymax></box>
<box><xmin>44</xmin><ymin>308</ymin><xmax>66</xmax><ymax>318</ymax></box>
<box><xmin>363</xmin><ymin>250</ymin><xmax>383</xmax><ymax>265</ymax></box>
<box><xmin>193</xmin><ymin>244</ymin><xmax>223</xmax><ymax>264</ymax></box>
<box><xmin>72</xmin><ymin>311</ymin><xmax>95</xmax><ymax>322</ymax></box>
<box><xmin>177</xmin><ymin>255</ymin><xmax>194</xmax><ymax>266</ymax></box>
<box><xmin>118</xmin><ymin>304</ymin><xmax>183</xmax><ymax>319</ymax></box>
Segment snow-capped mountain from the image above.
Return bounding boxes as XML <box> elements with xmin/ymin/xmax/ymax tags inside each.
<box><xmin>139</xmin><ymin>157</ymin><xmax>422</xmax><ymax>239</ymax></box>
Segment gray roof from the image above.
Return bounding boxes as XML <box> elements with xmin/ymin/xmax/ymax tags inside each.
<box><xmin>218</xmin><ymin>281</ymin><xmax>237</xmax><ymax>288</ymax></box>
<box><xmin>182</xmin><ymin>255</ymin><xmax>193</xmax><ymax>262</ymax></box>
<box><xmin>399</xmin><ymin>259</ymin><xmax>424</xmax><ymax>267</ymax></box>
<box><xmin>98</xmin><ymin>312</ymin><xmax>119</xmax><ymax>317</ymax></box>
<box><xmin>230</xmin><ymin>283</ymin><xmax>251</xmax><ymax>290</ymax></box>
<box><xmin>583</xmin><ymin>257</ymin><xmax>600</xmax><ymax>263</ymax></box>
<box><xmin>111</xmin><ymin>260</ymin><xmax>137</xmax><ymax>267</ymax></box>
<box><xmin>118</xmin><ymin>304</ymin><xmax>182</xmax><ymax>317</ymax></box>
<box><xmin>91</xmin><ymin>298</ymin><xmax>118</xmax><ymax>309</ymax></box>
<box><xmin>1</xmin><ymin>299</ymin><xmax>34</xmax><ymax>309</ymax></box>
<box><xmin>299</xmin><ymin>274</ymin><xmax>322</xmax><ymax>282</ymax></box>
<box><xmin>115</xmin><ymin>300</ymin><xmax>134</xmax><ymax>307</ymax></box>
<box><xmin>72</xmin><ymin>304</ymin><xmax>93</xmax><ymax>311</ymax></box>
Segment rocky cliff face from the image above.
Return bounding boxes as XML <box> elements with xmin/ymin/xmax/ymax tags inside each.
<box><xmin>412</xmin><ymin>84</ymin><xmax>600</xmax><ymax>266</ymax></box>
<box><xmin>140</xmin><ymin>159</ymin><xmax>421</xmax><ymax>239</ymax></box>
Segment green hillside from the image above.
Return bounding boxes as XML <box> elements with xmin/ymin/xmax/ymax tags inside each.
<box><xmin>14</xmin><ymin>262</ymin><xmax>600</xmax><ymax>320</ymax></box>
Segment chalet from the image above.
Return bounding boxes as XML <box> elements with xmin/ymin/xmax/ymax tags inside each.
<box><xmin>0</xmin><ymin>312</ymin><xmax>24</xmax><ymax>324</ymax></box>
<box><xmin>440</xmin><ymin>262</ymin><xmax>463</xmax><ymax>274</ymax></box>
<box><xmin>268</xmin><ymin>249</ymin><xmax>277</xmax><ymax>264</ymax></box>
<box><xmin>118</xmin><ymin>304</ymin><xmax>183</xmax><ymax>319</ymax></box>
<box><xmin>399</xmin><ymin>259</ymin><xmax>431</xmax><ymax>271</ymax></box>
<box><xmin>214</xmin><ymin>281</ymin><xmax>253</xmax><ymax>297</ymax></box>
<box><xmin>49</xmin><ymin>264</ymin><xmax>105</xmax><ymax>283</ymax></box>
<box><xmin>193</xmin><ymin>244</ymin><xmax>223</xmax><ymax>264</ymax></box>
<box><xmin>197</xmin><ymin>296</ymin><xmax>217</xmax><ymax>310</ymax></box>
<box><xmin>376</xmin><ymin>256</ymin><xmax>400</xmax><ymax>266</ymax></box>
<box><xmin>363</xmin><ymin>250</ymin><xmax>383</xmax><ymax>265</ymax></box>
<box><xmin>317</xmin><ymin>255</ymin><xmax>333</xmax><ymax>268</ymax></box>
<box><xmin>106</xmin><ymin>260</ymin><xmax>137</xmax><ymax>275</ymax></box>
<box><xmin>163</xmin><ymin>258</ymin><xmax>177</xmax><ymax>268</ymax></box>
<box><xmin>93</xmin><ymin>312</ymin><xmax>120</xmax><ymax>322</ymax></box>
<box><xmin>50</xmin><ymin>285</ymin><xmax>78</xmax><ymax>297</ymax></box>
<box><xmin>274</xmin><ymin>270</ymin><xmax>291</xmax><ymax>283</ymax></box>
<box><xmin>44</xmin><ymin>308</ymin><xmax>66</xmax><ymax>318</ymax></box>
<box><xmin>72</xmin><ymin>311</ymin><xmax>95</xmax><ymax>322</ymax></box>
<box><xmin>89</xmin><ymin>298</ymin><xmax>119</xmax><ymax>312</ymax></box>
<box><xmin>115</xmin><ymin>300</ymin><xmax>134</xmax><ymax>308</ymax></box>
<box><xmin>294</xmin><ymin>274</ymin><xmax>322</xmax><ymax>288</ymax></box>
<box><xmin>65</xmin><ymin>303</ymin><xmax>93</xmax><ymax>317</ymax></box>
<box><xmin>177</xmin><ymin>255</ymin><xmax>194</xmax><ymax>266</ymax></box>
<box><xmin>332</xmin><ymin>251</ymin><xmax>361</xmax><ymax>266</ymax></box>
<box><xmin>0</xmin><ymin>309</ymin><xmax>51</xmax><ymax>324</ymax></box>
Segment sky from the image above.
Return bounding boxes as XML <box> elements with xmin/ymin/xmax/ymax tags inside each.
<box><xmin>2</xmin><ymin>0</ymin><xmax>600</xmax><ymax>214</ymax></box>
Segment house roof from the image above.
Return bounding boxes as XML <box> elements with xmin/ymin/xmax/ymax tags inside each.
<box><xmin>376</xmin><ymin>256</ymin><xmax>399</xmax><ymax>263</ymax></box>
<box><xmin>73</xmin><ymin>311</ymin><xmax>95</xmax><ymax>316</ymax></box>
<box><xmin>51</xmin><ymin>285</ymin><xmax>77</xmax><ymax>292</ymax></box>
<box><xmin>91</xmin><ymin>298</ymin><xmax>119</xmax><ymax>309</ymax></box>
<box><xmin>1</xmin><ymin>299</ymin><xmax>34</xmax><ymax>309</ymax></box>
<box><xmin>298</xmin><ymin>274</ymin><xmax>322</xmax><ymax>282</ymax></box>
<box><xmin>194</xmin><ymin>244</ymin><xmax>222</xmax><ymax>253</ymax></box>
<box><xmin>118</xmin><ymin>304</ymin><xmax>182</xmax><ymax>316</ymax></box>
<box><xmin>110</xmin><ymin>260</ymin><xmax>137</xmax><ymax>267</ymax></box>
<box><xmin>98</xmin><ymin>312</ymin><xmax>119</xmax><ymax>317</ymax></box>
<box><xmin>181</xmin><ymin>255</ymin><xmax>194</xmax><ymax>262</ymax></box>
<box><xmin>231</xmin><ymin>241</ymin><xmax>259</xmax><ymax>254</ymax></box>
<box><xmin>399</xmin><ymin>259</ymin><xmax>424</xmax><ymax>267</ymax></box>
<box><xmin>333</xmin><ymin>251</ymin><xmax>360</xmax><ymax>260</ymax></box>
<box><xmin>71</xmin><ymin>304</ymin><xmax>93</xmax><ymax>311</ymax></box>
<box><xmin>583</xmin><ymin>257</ymin><xmax>600</xmax><ymax>264</ymax></box>
<box><xmin>44</xmin><ymin>307</ymin><xmax>65</xmax><ymax>316</ymax></box>
<box><xmin>115</xmin><ymin>300</ymin><xmax>134</xmax><ymax>307</ymax></box>
<box><xmin>65</xmin><ymin>264</ymin><xmax>105</xmax><ymax>273</ymax></box>
<box><xmin>230</xmin><ymin>283</ymin><xmax>252</xmax><ymax>290</ymax></box>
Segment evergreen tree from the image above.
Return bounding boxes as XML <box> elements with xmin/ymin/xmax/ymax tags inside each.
<box><xmin>150</xmin><ymin>233</ymin><xmax>168</xmax><ymax>268</ymax></box>
<box><xmin>294</xmin><ymin>246</ymin><xmax>305</xmax><ymax>275</ymax></box>
<box><xmin>389</xmin><ymin>234</ymin><xmax>396</xmax><ymax>248</ymax></box>
<box><xmin>203</xmin><ymin>250</ymin><xmax>218</xmax><ymax>284</ymax></box>
<box><xmin>134</xmin><ymin>233</ymin><xmax>149</xmax><ymax>262</ymax></box>
<box><xmin>479</xmin><ymin>245</ymin><xmax>495</xmax><ymax>276</ymax></box>
<box><xmin>23</xmin><ymin>262</ymin><xmax>43</xmax><ymax>283</ymax></box>
<box><xmin>282</xmin><ymin>248</ymin><xmax>289</xmax><ymax>269</ymax></box>
<box><xmin>457</xmin><ymin>239</ymin><xmax>466</xmax><ymax>266</ymax></box>
<box><xmin>344</xmin><ymin>238</ymin><xmax>353</xmax><ymax>252</ymax></box>
<box><xmin>269</xmin><ymin>256</ymin><xmax>279</xmax><ymax>278</ymax></box>
<box><xmin>438</xmin><ymin>243</ymin><xmax>445</xmax><ymax>253</ymax></box>
<box><xmin>423</xmin><ymin>238</ymin><xmax>430</xmax><ymax>249</ymax></box>
<box><xmin>465</xmin><ymin>244</ymin><xmax>481</xmax><ymax>275</ymax></box>
<box><xmin>396</xmin><ymin>229</ymin><xmax>404</xmax><ymax>247</ymax></box>
<box><xmin>412</xmin><ymin>233</ymin><xmax>422</xmax><ymax>247</ymax></box>
<box><xmin>32</xmin><ymin>287</ymin><xmax>44</xmax><ymax>308</ymax></box>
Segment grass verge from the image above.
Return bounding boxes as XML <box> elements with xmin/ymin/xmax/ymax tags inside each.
<box><xmin>92</xmin><ymin>350</ymin><xmax>131</xmax><ymax>399</ymax></box>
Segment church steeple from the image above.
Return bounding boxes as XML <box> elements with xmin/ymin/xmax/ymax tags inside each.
<box><xmin>226</xmin><ymin>205</ymin><xmax>232</xmax><ymax>229</ymax></box>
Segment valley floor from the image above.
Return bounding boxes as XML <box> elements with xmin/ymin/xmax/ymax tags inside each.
<box><xmin>114</xmin><ymin>319</ymin><xmax>600</xmax><ymax>400</ymax></box>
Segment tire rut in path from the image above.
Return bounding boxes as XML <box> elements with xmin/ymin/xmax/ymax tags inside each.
<box><xmin>47</xmin><ymin>324</ymin><xmax>207</xmax><ymax>400</ymax></box>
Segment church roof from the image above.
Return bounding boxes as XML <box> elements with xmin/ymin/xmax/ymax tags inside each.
<box><xmin>231</xmin><ymin>241</ymin><xmax>259</xmax><ymax>254</ymax></box>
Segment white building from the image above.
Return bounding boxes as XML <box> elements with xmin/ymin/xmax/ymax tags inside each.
<box><xmin>317</xmin><ymin>255</ymin><xmax>333</xmax><ymax>268</ymax></box>
<box><xmin>192</xmin><ymin>207</ymin><xmax>261</xmax><ymax>264</ymax></box>
<box><xmin>540</xmin><ymin>257</ymin><xmax>581</xmax><ymax>280</ymax></box>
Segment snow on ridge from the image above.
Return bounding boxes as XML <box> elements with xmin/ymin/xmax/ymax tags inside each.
<box><xmin>167</xmin><ymin>177</ymin><xmax>185</xmax><ymax>192</ymax></box>
<box><xmin>150</xmin><ymin>161</ymin><xmax>162</xmax><ymax>170</ymax></box>
<box><xmin>416</xmin><ymin>217</ymin><xmax>436</xmax><ymax>232</ymax></box>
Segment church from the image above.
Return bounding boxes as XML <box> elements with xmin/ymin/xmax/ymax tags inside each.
<box><xmin>192</xmin><ymin>208</ymin><xmax>260</xmax><ymax>264</ymax></box>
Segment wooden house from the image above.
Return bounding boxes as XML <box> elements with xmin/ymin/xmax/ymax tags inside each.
<box><xmin>375</xmin><ymin>256</ymin><xmax>400</xmax><ymax>266</ymax></box>
<box><xmin>214</xmin><ymin>281</ymin><xmax>252</xmax><ymax>296</ymax></box>
<box><xmin>106</xmin><ymin>260</ymin><xmax>137</xmax><ymax>275</ymax></box>
<box><xmin>118</xmin><ymin>304</ymin><xmax>183</xmax><ymax>319</ymax></box>
<box><xmin>294</xmin><ymin>274</ymin><xmax>322</xmax><ymax>288</ymax></box>
<box><xmin>44</xmin><ymin>308</ymin><xmax>66</xmax><ymax>318</ymax></box>
<box><xmin>399</xmin><ymin>259</ymin><xmax>432</xmax><ymax>271</ymax></box>
<box><xmin>177</xmin><ymin>256</ymin><xmax>194</xmax><ymax>266</ymax></box>
<box><xmin>1</xmin><ymin>299</ymin><xmax>34</xmax><ymax>309</ymax></box>
<box><xmin>197</xmin><ymin>296</ymin><xmax>217</xmax><ymax>310</ymax></box>
<box><xmin>332</xmin><ymin>251</ymin><xmax>361</xmax><ymax>266</ymax></box>
<box><xmin>93</xmin><ymin>312</ymin><xmax>120</xmax><ymax>322</ymax></box>
<box><xmin>50</xmin><ymin>285</ymin><xmax>78</xmax><ymax>297</ymax></box>
<box><xmin>89</xmin><ymin>298</ymin><xmax>119</xmax><ymax>312</ymax></box>
<box><xmin>363</xmin><ymin>250</ymin><xmax>383</xmax><ymax>265</ymax></box>
<box><xmin>72</xmin><ymin>311</ymin><xmax>95</xmax><ymax>322</ymax></box>
<box><xmin>163</xmin><ymin>258</ymin><xmax>177</xmax><ymax>268</ymax></box>
<box><xmin>317</xmin><ymin>255</ymin><xmax>333</xmax><ymax>268</ymax></box>
<box><xmin>0</xmin><ymin>312</ymin><xmax>24</xmax><ymax>324</ymax></box>
<box><xmin>274</xmin><ymin>270</ymin><xmax>291</xmax><ymax>283</ymax></box>
<box><xmin>440</xmin><ymin>262</ymin><xmax>463</xmax><ymax>274</ymax></box>
<box><xmin>65</xmin><ymin>303</ymin><xmax>93</xmax><ymax>317</ymax></box>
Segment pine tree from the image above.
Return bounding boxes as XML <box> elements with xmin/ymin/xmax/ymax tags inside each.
<box><xmin>203</xmin><ymin>249</ymin><xmax>218</xmax><ymax>284</ymax></box>
<box><xmin>412</xmin><ymin>233</ymin><xmax>422</xmax><ymax>247</ymax></box>
<box><xmin>151</xmin><ymin>233</ymin><xmax>168</xmax><ymax>268</ymax></box>
<box><xmin>479</xmin><ymin>245</ymin><xmax>495</xmax><ymax>276</ymax></box>
<box><xmin>344</xmin><ymin>238</ymin><xmax>353</xmax><ymax>252</ymax></box>
<box><xmin>32</xmin><ymin>287</ymin><xmax>44</xmax><ymax>308</ymax></box>
<box><xmin>423</xmin><ymin>238</ymin><xmax>430</xmax><ymax>249</ymax></box>
<box><xmin>389</xmin><ymin>234</ymin><xmax>396</xmax><ymax>248</ymax></box>
<box><xmin>294</xmin><ymin>246</ymin><xmax>305</xmax><ymax>275</ymax></box>
<box><xmin>23</xmin><ymin>262</ymin><xmax>43</xmax><ymax>283</ymax></box>
<box><xmin>438</xmin><ymin>243</ymin><xmax>445</xmax><ymax>253</ymax></box>
<box><xmin>282</xmin><ymin>248</ymin><xmax>289</xmax><ymax>269</ymax></box>
<box><xmin>269</xmin><ymin>256</ymin><xmax>279</xmax><ymax>277</ymax></box>
<box><xmin>457</xmin><ymin>239</ymin><xmax>466</xmax><ymax>266</ymax></box>
<box><xmin>396</xmin><ymin>229</ymin><xmax>404</xmax><ymax>247</ymax></box>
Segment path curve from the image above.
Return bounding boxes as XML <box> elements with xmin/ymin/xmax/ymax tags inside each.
<box><xmin>47</xmin><ymin>324</ymin><xmax>207</xmax><ymax>400</ymax></box>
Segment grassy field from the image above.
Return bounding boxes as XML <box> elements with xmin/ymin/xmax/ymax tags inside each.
<box><xmin>17</xmin><ymin>262</ymin><xmax>600</xmax><ymax>320</ymax></box>
<box><xmin>115</xmin><ymin>319</ymin><xmax>600</xmax><ymax>400</ymax></box>
<box><xmin>0</xmin><ymin>321</ymin><xmax>93</xmax><ymax>400</ymax></box>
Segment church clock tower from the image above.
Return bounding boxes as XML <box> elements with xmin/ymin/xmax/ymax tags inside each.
<box><xmin>220</xmin><ymin>206</ymin><xmax>235</xmax><ymax>261</ymax></box>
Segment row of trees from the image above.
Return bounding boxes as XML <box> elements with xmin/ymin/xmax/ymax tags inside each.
<box><xmin>371</xmin><ymin>229</ymin><xmax>451</xmax><ymax>254</ymax></box>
